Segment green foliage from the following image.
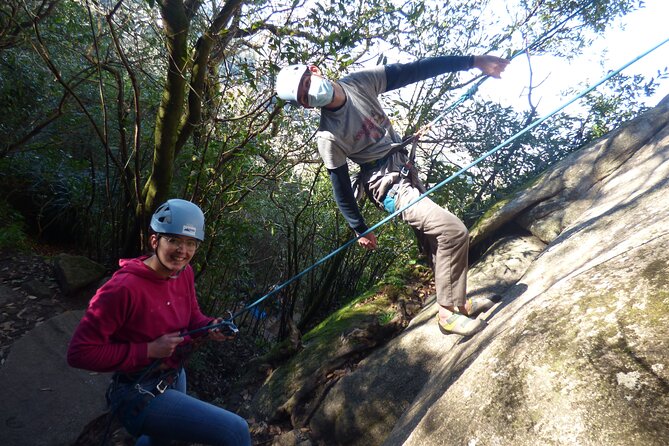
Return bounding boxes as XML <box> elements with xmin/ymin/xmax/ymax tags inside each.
<box><xmin>0</xmin><ymin>0</ymin><xmax>63</xmax><ymax>50</ymax></box>
<box><xmin>0</xmin><ymin>151</ymin><xmax>96</xmax><ymax>248</ymax></box>
<box><xmin>378</xmin><ymin>257</ymin><xmax>418</xmax><ymax>288</ymax></box>
<box><xmin>302</xmin><ymin>290</ymin><xmax>391</xmax><ymax>344</ymax></box>
<box><xmin>0</xmin><ymin>48</ymin><xmax>61</xmax><ymax>153</ymax></box>
<box><xmin>378</xmin><ymin>310</ymin><xmax>396</xmax><ymax>325</ymax></box>
<box><xmin>0</xmin><ymin>199</ymin><xmax>29</xmax><ymax>251</ymax></box>
<box><xmin>576</xmin><ymin>72</ymin><xmax>661</xmax><ymax>138</ymax></box>
<box><xmin>527</xmin><ymin>0</ymin><xmax>645</xmax><ymax>58</ymax></box>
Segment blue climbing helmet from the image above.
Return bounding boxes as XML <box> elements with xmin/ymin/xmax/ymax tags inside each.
<box><xmin>150</xmin><ymin>199</ymin><xmax>205</xmax><ymax>241</ymax></box>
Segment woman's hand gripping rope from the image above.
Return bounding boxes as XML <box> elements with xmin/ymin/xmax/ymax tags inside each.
<box><xmin>206</xmin><ymin>317</ymin><xmax>239</xmax><ymax>342</ymax></box>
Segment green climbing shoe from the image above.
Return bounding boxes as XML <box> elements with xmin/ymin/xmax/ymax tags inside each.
<box><xmin>437</xmin><ymin>313</ymin><xmax>486</xmax><ymax>336</ymax></box>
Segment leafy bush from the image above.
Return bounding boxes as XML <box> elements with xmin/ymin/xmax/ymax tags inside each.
<box><xmin>0</xmin><ymin>199</ymin><xmax>29</xmax><ymax>251</ymax></box>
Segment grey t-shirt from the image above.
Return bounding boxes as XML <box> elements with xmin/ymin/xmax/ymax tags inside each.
<box><xmin>317</xmin><ymin>66</ymin><xmax>402</xmax><ymax>169</ymax></box>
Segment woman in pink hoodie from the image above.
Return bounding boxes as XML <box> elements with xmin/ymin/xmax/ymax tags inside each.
<box><xmin>68</xmin><ymin>199</ymin><xmax>251</xmax><ymax>446</ymax></box>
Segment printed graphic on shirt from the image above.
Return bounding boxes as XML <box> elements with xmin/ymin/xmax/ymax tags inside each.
<box><xmin>317</xmin><ymin>67</ymin><xmax>398</xmax><ymax>169</ymax></box>
<box><xmin>354</xmin><ymin>112</ymin><xmax>389</xmax><ymax>144</ymax></box>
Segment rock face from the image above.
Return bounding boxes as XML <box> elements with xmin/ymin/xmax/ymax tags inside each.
<box><xmin>0</xmin><ymin>311</ymin><xmax>110</xmax><ymax>446</ymax></box>
<box><xmin>53</xmin><ymin>253</ymin><xmax>106</xmax><ymax>296</ymax></box>
<box><xmin>258</xmin><ymin>95</ymin><xmax>669</xmax><ymax>445</ymax></box>
<box><xmin>308</xmin><ymin>234</ymin><xmax>545</xmax><ymax>446</ymax></box>
<box><xmin>382</xmin><ymin>96</ymin><xmax>669</xmax><ymax>445</ymax></box>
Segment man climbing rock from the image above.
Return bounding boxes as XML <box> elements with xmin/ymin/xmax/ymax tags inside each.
<box><xmin>275</xmin><ymin>54</ymin><xmax>509</xmax><ymax>335</ymax></box>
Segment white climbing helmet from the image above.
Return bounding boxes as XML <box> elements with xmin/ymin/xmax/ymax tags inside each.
<box><xmin>276</xmin><ymin>64</ymin><xmax>309</xmax><ymax>104</ymax></box>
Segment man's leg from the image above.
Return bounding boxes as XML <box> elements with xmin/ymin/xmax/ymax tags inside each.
<box><xmin>395</xmin><ymin>184</ymin><xmax>485</xmax><ymax>335</ymax></box>
<box><xmin>396</xmin><ymin>184</ymin><xmax>468</xmax><ymax>304</ymax></box>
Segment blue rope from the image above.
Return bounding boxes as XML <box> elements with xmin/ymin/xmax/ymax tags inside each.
<box><xmin>379</xmin><ymin>35</ymin><xmax>669</xmax><ymax>236</ymax></box>
<box><xmin>202</xmin><ymin>35</ymin><xmax>669</xmax><ymax>333</ymax></box>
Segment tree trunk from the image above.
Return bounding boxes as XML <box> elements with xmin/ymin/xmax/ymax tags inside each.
<box><xmin>141</xmin><ymin>0</ymin><xmax>190</xmax><ymax>217</ymax></box>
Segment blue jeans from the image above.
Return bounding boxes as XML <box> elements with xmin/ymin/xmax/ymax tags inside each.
<box><xmin>114</xmin><ymin>369</ymin><xmax>251</xmax><ymax>446</ymax></box>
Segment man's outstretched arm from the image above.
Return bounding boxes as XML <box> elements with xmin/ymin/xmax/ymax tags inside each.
<box><xmin>385</xmin><ymin>55</ymin><xmax>509</xmax><ymax>91</ymax></box>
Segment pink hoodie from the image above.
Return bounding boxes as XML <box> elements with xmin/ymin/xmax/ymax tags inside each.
<box><xmin>67</xmin><ymin>256</ymin><xmax>212</xmax><ymax>373</ymax></box>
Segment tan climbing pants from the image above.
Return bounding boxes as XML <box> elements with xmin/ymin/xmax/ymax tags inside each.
<box><xmin>364</xmin><ymin>151</ymin><xmax>469</xmax><ymax>307</ymax></box>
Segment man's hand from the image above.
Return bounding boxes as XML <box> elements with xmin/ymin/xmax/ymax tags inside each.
<box><xmin>357</xmin><ymin>231</ymin><xmax>378</xmax><ymax>250</ymax></box>
<box><xmin>147</xmin><ymin>332</ymin><xmax>184</xmax><ymax>359</ymax></box>
<box><xmin>208</xmin><ymin>318</ymin><xmax>238</xmax><ymax>342</ymax></box>
<box><xmin>473</xmin><ymin>55</ymin><xmax>510</xmax><ymax>79</ymax></box>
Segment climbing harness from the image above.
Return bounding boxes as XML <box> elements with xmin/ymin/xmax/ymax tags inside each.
<box><xmin>356</xmin><ymin>132</ymin><xmax>426</xmax><ymax>214</ymax></box>
<box><xmin>99</xmin><ymin>357</ymin><xmax>183</xmax><ymax>445</ymax></box>
<box><xmin>357</xmin><ymin>136</ymin><xmax>416</xmax><ymax>212</ymax></box>
<box><xmin>400</xmin><ymin>136</ymin><xmax>420</xmax><ymax>179</ymax></box>
<box><xmin>105</xmin><ymin>368</ymin><xmax>182</xmax><ymax>437</ymax></box>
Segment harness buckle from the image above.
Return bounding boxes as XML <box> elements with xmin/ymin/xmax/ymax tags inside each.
<box><xmin>156</xmin><ymin>379</ymin><xmax>169</xmax><ymax>394</ymax></box>
<box><xmin>386</xmin><ymin>183</ymin><xmax>400</xmax><ymax>198</ymax></box>
<box><xmin>135</xmin><ymin>383</ymin><xmax>156</xmax><ymax>398</ymax></box>
<box><xmin>400</xmin><ymin>162</ymin><xmax>412</xmax><ymax>178</ymax></box>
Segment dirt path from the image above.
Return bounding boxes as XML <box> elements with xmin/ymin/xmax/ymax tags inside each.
<box><xmin>0</xmin><ymin>250</ymin><xmax>76</xmax><ymax>367</ymax></box>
